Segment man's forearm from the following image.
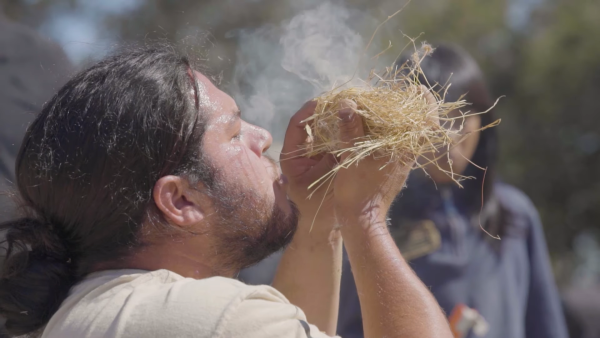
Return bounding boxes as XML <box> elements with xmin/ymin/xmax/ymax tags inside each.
<box><xmin>272</xmin><ymin>216</ymin><xmax>342</xmax><ymax>336</ymax></box>
<box><xmin>340</xmin><ymin>209</ymin><xmax>453</xmax><ymax>338</ymax></box>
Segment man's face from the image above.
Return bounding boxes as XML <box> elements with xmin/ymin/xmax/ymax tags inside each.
<box><xmin>192</xmin><ymin>71</ymin><xmax>298</xmax><ymax>270</ymax></box>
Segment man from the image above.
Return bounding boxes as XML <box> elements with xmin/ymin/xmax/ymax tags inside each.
<box><xmin>0</xmin><ymin>45</ymin><xmax>452</xmax><ymax>338</ymax></box>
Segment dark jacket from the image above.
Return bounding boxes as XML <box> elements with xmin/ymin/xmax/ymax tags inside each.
<box><xmin>337</xmin><ymin>181</ymin><xmax>568</xmax><ymax>338</ymax></box>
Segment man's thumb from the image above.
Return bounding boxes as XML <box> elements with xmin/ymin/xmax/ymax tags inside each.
<box><xmin>337</xmin><ymin>99</ymin><xmax>363</xmax><ymax>145</ymax></box>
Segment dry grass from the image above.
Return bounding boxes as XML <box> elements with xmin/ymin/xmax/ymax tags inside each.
<box><xmin>295</xmin><ymin>44</ymin><xmax>499</xmax><ymax>195</ymax></box>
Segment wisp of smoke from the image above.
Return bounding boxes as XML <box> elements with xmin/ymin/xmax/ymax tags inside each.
<box><xmin>228</xmin><ymin>1</ymin><xmax>379</xmax><ymax>144</ymax></box>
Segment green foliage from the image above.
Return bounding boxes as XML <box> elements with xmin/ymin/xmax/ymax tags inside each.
<box><xmin>504</xmin><ymin>0</ymin><xmax>600</xmax><ymax>260</ymax></box>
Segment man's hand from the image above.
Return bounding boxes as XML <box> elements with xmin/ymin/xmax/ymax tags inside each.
<box><xmin>280</xmin><ymin>101</ymin><xmax>337</xmax><ymax>230</ymax></box>
<box><xmin>332</xmin><ymin>100</ymin><xmax>413</xmax><ymax>226</ymax></box>
<box><xmin>332</xmin><ymin>87</ymin><xmax>438</xmax><ymax>223</ymax></box>
<box><xmin>331</xmin><ymin>95</ymin><xmax>453</xmax><ymax>338</ymax></box>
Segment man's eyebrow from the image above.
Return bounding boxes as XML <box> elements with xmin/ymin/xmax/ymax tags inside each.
<box><xmin>225</xmin><ymin>110</ymin><xmax>241</xmax><ymax>129</ymax></box>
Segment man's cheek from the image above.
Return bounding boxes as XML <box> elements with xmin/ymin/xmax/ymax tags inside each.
<box><xmin>229</xmin><ymin>154</ymin><xmax>261</xmax><ymax>181</ymax></box>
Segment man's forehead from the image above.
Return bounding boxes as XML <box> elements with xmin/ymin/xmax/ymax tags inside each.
<box><xmin>192</xmin><ymin>70</ymin><xmax>238</xmax><ymax>115</ymax></box>
<box><xmin>192</xmin><ymin>70</ymin><xmax>212</xmax><ymax>89</ymax></box>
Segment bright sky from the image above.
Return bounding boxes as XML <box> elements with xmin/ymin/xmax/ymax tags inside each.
<box><xmin>41</xmin><ymin>0</ymin><xmax>142</xmax><ymax>64</ymax></box>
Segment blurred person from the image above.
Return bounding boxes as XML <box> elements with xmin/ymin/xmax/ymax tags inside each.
<box><xmin>337</xmin><ymin>43</ymin><xmax>568</xmax><ymax>338</ymax></box>
<box><xmin>0</xmin><ymin>44</ymin><xmax>453</xmax><ymax>338</ymax></box>
<box><xmin>0</xmin><ymin>9</ymin><xmax>72</xmax><ymax>337</ymax></box>
<box><xmin>0</xmin><ymin>9</ymin><xmax>72</xmax><ymax>223</ymax></box>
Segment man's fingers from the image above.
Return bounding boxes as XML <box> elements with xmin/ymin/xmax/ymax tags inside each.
<box><xmin>337</xmin><ymin>99</ymin><xmax>363</xmax><ymax>162</ymax></box>
<box><xmin>303</xmin><ymin>153</ymin><xmax>337</xmax><ymax>185</ymax></box>
<box><xmin>281</xmin><ymin>100</ymin><xmax>317</xmax><ymax>161</ymax></box>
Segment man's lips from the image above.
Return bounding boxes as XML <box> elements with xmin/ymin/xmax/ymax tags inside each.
<box><xmin>278</xmin><ymin>173</ymin><xmax>289</xmax><ymax>185</ymax></box>
<box><xmin>272</xmin><ymin>163</ymin><xmax>288</xmax><ymax>186</ymax></box>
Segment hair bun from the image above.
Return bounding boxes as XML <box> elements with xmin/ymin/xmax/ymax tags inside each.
<box><xmin>2</xmin><ymin>218</ymin><xmax>70</xmax><ymax>264</ymax></box>
<box><xmin>0</xmin><ymin>218</ymin><xmax>75</xmax><ymax>336</ymax></box>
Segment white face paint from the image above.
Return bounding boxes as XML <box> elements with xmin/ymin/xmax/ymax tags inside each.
<box><xmin>208</xmin><ymin>114</ymin><xmax>236</xmax><ymax>131</ymax></box>
<box><xmin>196</xmin><ymin>79</ymin><xmax>219</xmax><ymax>112</ymax></box>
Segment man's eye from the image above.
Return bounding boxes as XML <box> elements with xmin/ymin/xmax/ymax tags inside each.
<box><xmin>232</xmin><ymin>132</ymin><xmax>242</xmax><ymax>141</ymax></box>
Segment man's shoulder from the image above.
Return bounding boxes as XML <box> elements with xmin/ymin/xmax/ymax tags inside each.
<box><xmin>44</xmin><ymin>269</ymin><xmax>294</xmax><ymax>338</ymax></box>
<box><xmin>86</xmin><ymin>269</ymin><xmax>292</xmax><ymax>316</ymax></box>
<box><xmin>80</xmin><ymin>268</ymin><xmax>282</xmax><ymax>297</ymax></box>
<box><xmin>149</xmin><ymin>270</ymin><xmax>290</xmax><ymax>304</ymax></box>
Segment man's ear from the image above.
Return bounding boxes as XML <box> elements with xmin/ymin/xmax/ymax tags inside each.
<box><xmin>153</xmin><ymin>176</ymin><xmax>205</xmax><ymax>228</ymax></box>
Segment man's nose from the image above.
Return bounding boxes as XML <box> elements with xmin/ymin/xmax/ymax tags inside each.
<box><xmin>248</xmin><ymin>124</ymin><xmax>273</xmax><ymax>156</ymax></box>
<box><xmin>261</xmin><ymin>129</ymin><xmax>273</xmax><ymax>153</ymax></box>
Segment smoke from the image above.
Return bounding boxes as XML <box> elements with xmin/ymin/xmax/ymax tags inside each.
<box><xmin>228</xmin><ymin>1</ymin><xmax>381</xmax><ymax>145</ymax></box>
<box><xmin>280</xmin><ymin>2</ymin><xmax>363</xmax><ymax>91</ymax></box>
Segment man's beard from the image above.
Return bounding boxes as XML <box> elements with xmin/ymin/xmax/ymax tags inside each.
<box><xmin>204</xmin><ymin>164</ymin><xmax>299</xmax><ymax>272</ymax></box>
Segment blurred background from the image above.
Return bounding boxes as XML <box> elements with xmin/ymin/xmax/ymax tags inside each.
<box><xmin>1</xmin><ymin>0</ymin><xmax>599</xmax><ymax>329</ymax></box>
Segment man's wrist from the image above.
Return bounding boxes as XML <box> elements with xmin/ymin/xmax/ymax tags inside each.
<box><xmin>288</xmin><ymin>213</ymin><xmax>339</xmax><ymax>248</ymax></box>
<box><xmin>335</xmin><ymin>200</ymin><xmax>389</xmax><ymax>225</ymax></box>
<box><xmin>336</xmin><ymin>203</ymin><xmax>390</xmax><ymax>244</ymax></box>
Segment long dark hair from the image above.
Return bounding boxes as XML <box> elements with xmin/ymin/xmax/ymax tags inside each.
<box><xmin>391</xmin><ymin>43</ymin><xmax>505</xmax><ymax>236</ymax></box>
<box><xmin>0</xmin><ymin>44</ymin><xmax>210</xmax><ymax>336</ymax></box>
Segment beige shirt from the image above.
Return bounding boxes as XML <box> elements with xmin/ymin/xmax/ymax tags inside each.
<box><xmin>42</xmin><ymin>269</ymin><xmax>337</xmax><ymax>338</ymax></box>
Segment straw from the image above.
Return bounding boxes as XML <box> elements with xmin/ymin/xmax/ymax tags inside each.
<box><xmin>294</xmin><ymin>44</ymin><xmax>500</xmax><ymax>198</ymax></box>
